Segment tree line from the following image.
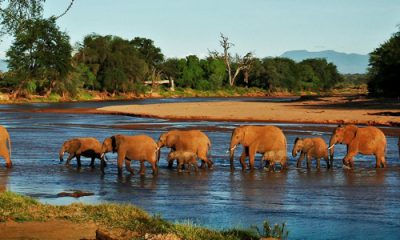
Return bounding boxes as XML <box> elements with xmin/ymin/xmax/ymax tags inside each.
<box><xmin>1</xmin><ymin>0</ymin><xmax>397</xmax><ymax>98</ymax></box>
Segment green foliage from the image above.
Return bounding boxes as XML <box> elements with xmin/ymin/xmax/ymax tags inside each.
<box><xmin>130</xmin><ymin>37</ymin><xmax>164</xmax><ymax>68</ymax></box>
<box><xmin>6</xmin><ymin>18</ymin><xmax>72</xmax><ymax>96</ymax></box>
<box><xmin>0</xmin><ymin>192</ymin><xmax>271</xmax><ymax>240</ymax></box>
<box><xmin>253</xmin><ymin>220</ymin><xmax>289</xmax><ymax>240</ymax></box>
<box><xmin>368</xmin><ymin>29</ymin><xmax>400</xmax><ymax>97</ymax></box>
<box><xmin>0</xmin><ymin>0</ymin><xmax>45</xmax><ymax>35</ymax></box>
<box><xmin>248</xmin><ymin>57</ymin><xmax>342</xmax><ymax>92</ymax></box>
<box><xmin>74</xmin><ymin>34</ymin><xmax>148</xmax><ymax>93</ymax></box>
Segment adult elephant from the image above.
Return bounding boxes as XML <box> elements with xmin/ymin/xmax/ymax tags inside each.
<box><xmin>229</xmin><ymin>125</ymin><xmax>287</xmax><ymax>170</ymax></box>
<box><xmin>328</xmin><ymin>125</ymin><xmax>387</xmax><ymax>168</ymax></box>
<box><xmin>157</xmin><ymin>130</ymin><xmax>213</xmax><ymax>169</ymax></box>
<box><xmin>0</xmin><ymin>126</ymin><xmax>12</xmax><ymax>168</ymax></box>
<box><xmin>101</xmin><ymin>134</ymin><xmax>159</xmax><ymax>176</ymax></box>
<box><xmin>59</xmin><ymin>138</ymin><xmax>102</xmax><ymax>168</ymax></box>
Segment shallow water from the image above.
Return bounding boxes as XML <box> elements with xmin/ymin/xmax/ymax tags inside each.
<box><xmin>0</xmin><ymin>97</ymin><xmax>399</xmax><ymax>240</ymax></box>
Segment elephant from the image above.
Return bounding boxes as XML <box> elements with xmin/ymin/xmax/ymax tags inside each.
<box><xmin>292</xmin><ymin>137</ymin><xmax>329</xmax><ymax>169</ymax></box>
<box><xmin>261</xmin><ymin>150</ymin><xmax>287</xmax><ymax>171</ymax></box>
<box><xmin>328</xmin><ymin>125</ymin><xmax>387</xmax><ymax>168</ymax></box>
<box><xmin>157</xmin><ymin>130</ymin><xmax>213</xmax><ymax>169</ymax></box>
<box><xmin>101</xmin><ymin>134</ymin><xmax>159</xmax><ymax>176</ymax></box>
<box><xmin>167</xmin><ymin>151</ymin><xmax>198</xmax><ymax>172</ymax></box>
<box><xmin>59</xmin><ymin>138</ymin><xmax>103</xmax><ymax>168</ymax></box>
<box><xmin>0</xmin><ymin>125</ymin><xmax>12</xmax><ymax>168</ymax></box>
<box><xmin>229</xmin><ymin>125</ymin><xmax>287</xmax><ymax>170</ymax></box>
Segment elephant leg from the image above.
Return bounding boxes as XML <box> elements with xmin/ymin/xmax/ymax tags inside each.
<box><xmin>90</xmin><ymin>157</ymin><xmax>95</xmax><ymax>168</ymax></box>
<box><xmin>198</xmin><ymin>149</ymin><xmax>213</xmax><ymax>169</ymax></box>
<box><xmin>76</xmin><ymin>155</ymin><xmax>82</xmax><ymax>168</ymax></box>
<box><xmin>177</xmin><ymin>161</ymin><xmax>183</xmax><ymax>173</ymax></box>
<box><xmin>239</xmin><ymin>149</ymin><xmax>249</xmax><ymax>170</ymax></box>
<box><xmin>167</xmin><ymin>150</ymin><xmax>174</xmax><ymax>168</ymax></box>
<box><xmin>316</xmin><ymin>157</ymin><xmax>321</xmax><ymax>169</ymax></box>
<box><xmin>139</xmin><ymin>161</ymin><xmax>146</xmax><ymax>175</ymax></box>
<box><xmin>117</xmin><ymin>153</ymin><xmax>125</xmax><ymax>175</ymax></box>
<box><xmin>0</xmin><ymin>146</ymin><xmax>12</xmax><ymax>168</ymax></box>
<box><xmin>248</xmin><ymin>147</ymin><xmax>257</xmax><ymax>170</ymax></box>
<box><xmin>325</xmin><ymin>157</ymin><xmax>331</xmax><ymax>169</ymax></box>
<box><xmin>296</xmin><ymin>153</ymin><xmax>305</xmax><ymax>168</ymax></box>
<box><xmin>343</xmin><ymin>153</ymin><xmax>356</xmax><ymax>169</ymax></box>
<box><xmin>376</xmin><ymin>152</ymin><xmax>386</xmax><ymax>168</ymax></box>
<box><xmin>193</xmin><ymin>163</ymin><xmax>198</xmax><ymax>172</ymax></box>
<box><xmin>151</xmin><ymin>161</ymin><xmax>158</xmax><ymax>175</ymax></box>
<box><xmin>125</xmin><ymin>159</ymin><xmax>135</xmax><ymax>175</ymax></box>
<box><xmin>306</xmin><ymin>154</ymin><xmax>311</xmax><ymax>169</ymax></box>
<box><xmin>268</xmin><ymin>161</ymin><xmax>275</xmax><ymax>171</ymax></box>
<box><xmin>65</xmin><ymin>154</ymin><xmax>75</xmax><ymax>165</ymax></box>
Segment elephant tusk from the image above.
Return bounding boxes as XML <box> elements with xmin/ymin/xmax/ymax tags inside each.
<box><xmin>155</xmin><ymin>146</ymin><xmax>160</xmax><ymax>152</ymax></box>
<box><xmin>226</xmin><ymin>145</ymin><xmax>237</xmax><ymax>154</ymax></box>
<box><xmin>328</xmin><ymin>144</ymin><xmax>335</xmax><ymax>150</ymax></box>
<box><xmin>100</xmin><ymin>153</ymin><xmax>105</xmax><ymax>159</ymax></box>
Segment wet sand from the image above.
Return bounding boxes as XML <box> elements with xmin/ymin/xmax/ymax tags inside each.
<box><xmin>98</xmin><ymin>95</ymin><xmax>400</xmax><ymax>126</ymax></box>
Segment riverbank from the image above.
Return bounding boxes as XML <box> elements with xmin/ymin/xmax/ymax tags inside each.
<box><xmin>0</xmin><ymin>192</ymin><xmax>283</xmax><ymax>240</ymax></box>
<box><xmin>0</xmin><ymin>87</ymin><xmax>273</xmax><ymax>104</ymax></box>
<box><xmin>98</xmin><ymin>95</ymin><xmax>400</xmax><ymax>127</ymax></box>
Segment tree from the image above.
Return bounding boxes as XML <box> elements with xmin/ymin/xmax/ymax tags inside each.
<box><xmin>368</xmin><ymin>29</ymin><xmax>400</xmax><ymax>97</ymax></box>
<box><xmin>74</xmin><ymin>34</ymin><xmax>148</xmax><ymax>94</ymax></box>
<box><xmin>214</xmin><ymin>33</ymin><xmax>253</xmax><ymax>87</ymax></box>
<box><xmin>6</xmin><ymin>18</ymin><xmax>72</xmax><ymax>97</ymax></box>
<box><xmin>0</xmin><ymin>0</ymin><xmax>75</xmax><ymax>36</ymax></box>
<box><xmin>300</xmin><ymin>59</ymin><xmax>342</xmax><ymax>90</ymax></box>
<box><xmin>130</xmin><ymin>37</ymin><xmax>164</xmax><ymax>85</ymax></box>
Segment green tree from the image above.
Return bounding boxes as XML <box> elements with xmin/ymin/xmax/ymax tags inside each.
<box><xmin>176</xmin><ymin>55</ymin><xmax>205</xmax><ymax>88</ymax></box>
<box><xmin>299</xmin><ymin>58</ymin><xmax>342</xmax><ymax>90</ymax></box>
<box><xmin>0</xmin><ymin>0</ymin><xmax>44</xmax><ymax>35</ymax></box>
<box><xmin>6</xmin><ymin>18</ymin><xmax>72</xmax><ymax>96</ymax></box>
<box><xmin>202</xmin><ymin>57</ymin><xmax>226</xmax><ymax>89</ymax></box>
<box><xmin>130</xmin><ymin>37</ymin><xmax>164</xmax><ymax>83</ymax></box>
<box><xmin>74</xmin><ymin>34</ymin><xmax>148</xmax><ymax>94</ymax></box>
<box><xmin>368</xmin><ymin>29</ymin><xmax>400</xmax><ymax>97</ymax></box>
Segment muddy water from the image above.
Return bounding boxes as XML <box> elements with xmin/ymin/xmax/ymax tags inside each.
<box><xmin>0</xmin><ymin>98</ymin><xmax>399</xmax><ymax>240</ymax></box>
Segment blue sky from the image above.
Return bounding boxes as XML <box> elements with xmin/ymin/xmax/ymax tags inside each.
<box><xmin>1</xmin><ymin>0</ymin><xmax>399</xmax><ymax>58</ymax></box>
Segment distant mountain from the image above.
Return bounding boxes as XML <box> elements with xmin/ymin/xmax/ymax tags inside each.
<box><xmin>281</xmin><ymin>50</ymin><xmax>369</xmax><ymax>74</ymax></box>
<box><xmin>0</xmin><ymin>59</ymin><xmax>7</xmax><ymax>72</ymax></box>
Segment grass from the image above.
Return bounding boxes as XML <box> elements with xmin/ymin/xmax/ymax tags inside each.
<box><xmin>0</xmin><ymin>192</ymin><xmax>288</xmax><ymax>240</ymax></box>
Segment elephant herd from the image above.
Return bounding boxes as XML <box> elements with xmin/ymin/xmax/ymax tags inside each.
<box><xmin>0</xmin><ymin>124</ymin><xmax>398</xmax><ymax>175</ymax></box>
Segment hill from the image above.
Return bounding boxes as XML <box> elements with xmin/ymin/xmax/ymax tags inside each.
<box><xmin>281</xmin><ymin>50</ymin><xmax>368</xmax><ymax>74</ymax></box>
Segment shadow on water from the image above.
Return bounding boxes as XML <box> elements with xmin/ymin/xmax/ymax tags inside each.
<box><xmin>0</xmin><ymin>98</ymin><xmax>399</xmax><ymax>239</ymax></box>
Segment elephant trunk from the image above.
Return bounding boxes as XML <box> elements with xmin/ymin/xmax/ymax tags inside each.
<box><xmin>328</xmin><ymin>135</ymin><xmax>336</xmax><ymax>165</ymax></box>
<box><xmin>229</xmin><ymin>141</ymin><xmax>238</xmax><ymax>170</ymax></box>
<box><xmin>59</xmin><ymin>145</ymin><xmax>66</xmax><ymax>162</ymax></box>
<box><xmin>292</xmin><ymin>146</ymin><xmax>298</xmax><ymax>158</ymax></box>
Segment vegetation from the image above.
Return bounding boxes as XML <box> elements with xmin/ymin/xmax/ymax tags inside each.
<box><xmin>367</xmin><ymin>28</ymin><xmax>400</xmax><ymax>97</ymax></box>
<box><xmin>0</xmin><ymin>191</ymin><xmax>288</xmax><ymax>240</ymax></box>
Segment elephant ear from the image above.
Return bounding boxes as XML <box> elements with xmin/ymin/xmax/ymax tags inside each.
<box><xmin>294</xmin><ymin>137</ymin><xmax>301</xmax><ymax>144</ymax></box>
<box><xmin>343</xmin><ymin>125</ymin><xmax>358</xmax><ymax>144</ymax></box>
<box><xmin>69</xmin><ymin>139</ymin><xmax>81</xmax><ymax>152</ymax></box>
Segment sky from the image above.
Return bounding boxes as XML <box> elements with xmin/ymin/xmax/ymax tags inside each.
<box><xmin>1</xmin><ymin>0</ymin><xmax>399</xmax><ymax>59</ymax></box>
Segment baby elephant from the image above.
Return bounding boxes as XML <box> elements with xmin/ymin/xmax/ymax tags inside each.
<box><xmin>167</xmin><ymin>151</ymin><xmax>198</xmax><ymax>172</ymax></box>
<box><xmin>59</xmin><ymin>138</ymin><xmax>103</xmax><ymax>168</ymax></box>
<box><xmin>292</xmin><ymin>137</ymin><xmax>329</xmax><ymax>169</ymax></box>
<box><xmin>261</xmin><ymin>150</ymin><xmax>288</xmax><ymax>170</ymax></box>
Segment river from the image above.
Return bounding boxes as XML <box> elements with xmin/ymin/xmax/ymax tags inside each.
<box><xmin>0</xmin><ymin>97</ymin><xmax>399</xmax><ymax>240</ymax></box>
